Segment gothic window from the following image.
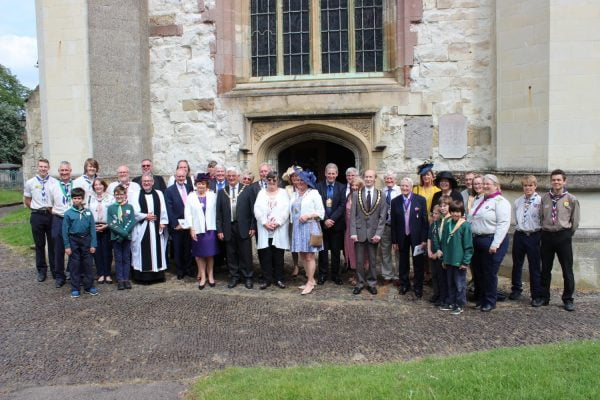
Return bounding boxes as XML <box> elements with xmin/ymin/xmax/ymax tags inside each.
<box><xmin>251</xmin><ymin>0</ymin><xmax>385</xmax><ymax>77</ymax></box>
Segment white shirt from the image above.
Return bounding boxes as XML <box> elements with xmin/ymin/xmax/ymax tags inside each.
<box><xmin>290</xmin><ymin>189</ymin><xmax>325</xmax><ymax>222</ymax></box>
<box><xmin>88</xmin><ymin>192</ymin><xmax>114</xmax><ymax>224</ymax></box>
<box><xmin>107</xmin><ymin>180</ymin><xmax>141</xmax><ymax>202</ymax></box>
<box><xmin>73</xmin><ymin>174</ymin><xmax>96</xmax><ymax>203</ymax></box>
<box><xmin>23</xmin><ymin>175</ymin><xmax>57</xmax><ymax>210</ymax></box>
<box><xmin>48</xmin><ymin>179</ymin><xmax>73</xmax><ymax>217</ymax></box>
<box><xmin>469</xmin><ymin>194</ymin><xmax>511</xmax><ymax>248</ymax></box>
<box><xmin>514</xmin><ymin>193</ymin><xmax>542</xmax><ymax>232</ymax></box>
<box><xmin>254</xmin><ymin>188</ymin><xmax>290</xmax><ymax>250</ymax></box>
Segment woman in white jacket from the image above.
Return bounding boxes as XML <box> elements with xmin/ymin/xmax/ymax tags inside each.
<box><xmin>254</xmin><ymin>171</ymin><xmax>290</xmax><ymax>290</ymax></box>
<box><xmin>290</xmin><ymin>170</ymin><xmax>325</xmax><ymax>295</ymax></box>
<box><xmin>184</xmin><ymin>173</ymin><xmax>218</xmax><ymax>289</ymax></box>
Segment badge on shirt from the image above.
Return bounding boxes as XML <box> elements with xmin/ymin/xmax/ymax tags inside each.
<box><xmin>86</xmin><ymin>211</ymin><xmax>91</xmax><ymax>216</ymax></box>
<box><xmin>563</xmin><ymin>201</ymin><xmax>570</xmax><ymax>208</ymax></box>
<box><xmin>125</xmin><ymin>210</ymin><xmax>131</xmax><ymax>215</ymax></box>
<box><xmin>326</xmin><ymin>198</ymin><xmax>333</xmax><ymax>208</ymax></box>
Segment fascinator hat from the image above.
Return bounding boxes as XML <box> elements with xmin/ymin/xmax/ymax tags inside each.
<box><xmin>297</xmin><ymin>170</ymin><xmax>317</xmax><ymax>189</ymax></box>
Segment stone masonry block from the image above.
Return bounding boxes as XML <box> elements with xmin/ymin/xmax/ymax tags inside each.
<box><xmin>414</xmin><ymin>44</ymin><xmax>448</xmax><ymax>62</ymax></box>
<box><xmin>149</xmin><ymin>24</ymin><xmax>183</xmax><ymax>37</ymax></box>
<box><xmin>149</xmin><ymin>14</ymin><xmax>176</xmax><ymax>26</ymax></box>
<box><xmin>437</xmin><ymin>0</ymin><xmax>481</xmax><ymax>9</ymax></box>
<box><xmin>448</xmin><ymin>42</ymin><xmax>474</xmax><ymax>60</ymax></box>
<box><xmin>182</xmin><ymin>98</ymin><xmax>215</xmax><ymax>112</ymax></box>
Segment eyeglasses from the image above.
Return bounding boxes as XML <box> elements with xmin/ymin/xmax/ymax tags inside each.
<box><xmin>267</xmin><ymin>178</ymin><xmax>277</xmax><ymax>182</ymax></box>
<box><xmin>141</xmin><ymin>164</ymin><xmax>151</xmax><ymax>167</ymax></box>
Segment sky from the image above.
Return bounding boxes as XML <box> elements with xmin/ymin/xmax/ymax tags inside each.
<box><xmin>0</xmin><ymin>0</ymin><xmax>38</xmax><ymax>89</ymax></box>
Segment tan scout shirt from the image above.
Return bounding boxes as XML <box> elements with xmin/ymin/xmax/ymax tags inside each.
<box><xmin>541</xmin><ymin>191</ymin><xmax>580</xmax><ymax>232</ymax></box>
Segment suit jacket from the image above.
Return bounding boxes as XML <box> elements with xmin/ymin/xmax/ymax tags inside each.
<box><xmin>209</xmin><ymin>179</ymin><xmax>228</xmax><ymax>193</ymax></box>
<box><xmin>350</xmin><ymin>187</ymin><xmax>388</xmax><ymax>242</ymax></box>
<box><xmin>390</xmin><ymin>193</ymin><xmax>429</xmax><ymax>250</ymax></box>
<box><xmin>250</xmin><ymin>180</ymin><xmax>268</xmax><ymax>198</ymax></box>
<box><xmin>316</xmin><ymin>180</ymin><xmax>346</xmax><ymax>232</ymax></box>
<box><xmin>216</xmin><ymin>183</ymin><xmax>257</xmax><ymax>241</ymax></box>
<box><xmin>133</xmin><ymin>174</ymin><xmax>167</xmax><ymax>193</ymax></box>
<box><xmin>164</xmin><ymin>182</ymin><xmax>193</xmax><ymax>231</ymax></box>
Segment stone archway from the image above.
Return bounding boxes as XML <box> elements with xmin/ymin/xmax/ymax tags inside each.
<box><xmin>249</xmin><ymin>120</ymin><xmax>374</xmax><ymax>177</ymax></box>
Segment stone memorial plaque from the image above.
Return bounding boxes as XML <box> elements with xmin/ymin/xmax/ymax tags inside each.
<box><xmin>404</xmin><ymin>116</ymin><xmax>433</xmax><ymax>159</ymax></box>
<box><xmin>439</xmin><ymin>113</ymin><xmax>467</xmax><ymax>159</ymax></box>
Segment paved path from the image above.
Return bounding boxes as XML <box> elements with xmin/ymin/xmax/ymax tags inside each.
<box><xmin>1</xmin><ymin>243</ymin><xmax>599</xmax><ymax>399</ymax></box>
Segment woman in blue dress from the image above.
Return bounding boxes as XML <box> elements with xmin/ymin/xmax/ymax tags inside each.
<box><xmin>185</xmin><ymin>173</ymin><xmax>218</xmax><ymax>289</ymax></box>
<box><xmin>290</xmin><ymin>170</ymin><xmax>325</xmax><ymax>295</ymax></box>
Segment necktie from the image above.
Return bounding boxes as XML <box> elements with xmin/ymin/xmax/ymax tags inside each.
<box><xmin>231</xmin><ymin>186</ymin><xmax>237</xmax><ymax>221</ymax></box>
<box><xmin>327</xmin><ymin>184</ymin><xmax>333</xmax><ymax>200</ymax></box>
<box><xmin>179</xmin><ymin>184</ymin><xmax>187</xmax><ymax>204</ymax></box>
<box><xmin>386</xmin><ymin>188</ymin><xmax>392</xmax><ymax>205</ymax></box>
<box><xmin>404</xmin><ymin>196</ymin><xmax>411</xmax><ymax>235</ymax></box>
<box><xmin>366</xmin><ymin>190</ymin><xmax>371</xmax><ymax>211</ymax></box>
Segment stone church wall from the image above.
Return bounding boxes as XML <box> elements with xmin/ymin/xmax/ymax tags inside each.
<box><xmin>147</xmin><ymin>0</ymin><xmax>496</xmax><ymax>178</ymax></box>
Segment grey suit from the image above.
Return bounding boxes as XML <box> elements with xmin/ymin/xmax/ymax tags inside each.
<box><xmin>350</xmin><ymin>187</ymin><xmax>388</xmax><ymax>288</ymax></box>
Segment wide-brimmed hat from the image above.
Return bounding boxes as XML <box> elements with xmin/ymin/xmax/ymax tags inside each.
<box><xmin>417</xmin><ymin>160</ymin><xmax>434</xmax><ymax>176</ymax></box>
<box><xmin>297</xmin><ymin>170</ymin><xmax>317</xmax><ymax>189</ymax></box>
<box><xmin>282</xmin><ymin>165</ymin><xmax>302</xmax><ymax>183</ymax></box>
<box><xmin>434</xmin><ymin>171</ymin><xmax>458</xmax><ymax>188</ymax></box>
<box><xmin>195</xmin><ymin>172</ymin><xmax>211</xmax><ymax>183</ymax></box>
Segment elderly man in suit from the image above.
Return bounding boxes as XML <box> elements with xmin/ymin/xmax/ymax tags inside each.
<box><xmin>391</xmin><ymin>177</ymin><xmax>429</xmax><ymax>298</ymax></box>
<box><xmin>316</xmin><ymin>163</ymin><xmax>346</xmax><ymax>285</ymax></box>
<box><xmin>209</xmin><ymin>165</ymin><xmax>227</xmax><ymax>192</ymax></box>
<box><xmin>165</xmin><ymin>168</ymin><xmax>194</xmax><ymax>279</ymax></box>
<box><xmin>216</xmin><ymin>166</ymin><xmax>257</xmax><ymax>289</ymax></box>
<box><xmin>350</xmin><ymin>169</ymin><xmax>388</xmax><ymax>295</ymax></box>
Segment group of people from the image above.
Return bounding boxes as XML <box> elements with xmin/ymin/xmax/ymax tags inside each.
<box><xmin>23</xmin><ymin>157</ymin><xmax>580</xmax><ymax>312</ymax></box>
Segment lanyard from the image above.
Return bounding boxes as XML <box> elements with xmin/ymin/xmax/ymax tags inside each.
<box><xmin>472</xmin><ymin>191</ymin><xmax>501</xmax><ymax>217</ymax></box>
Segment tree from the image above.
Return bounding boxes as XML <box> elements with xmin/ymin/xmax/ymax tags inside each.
<box><xmin>0</xmin><ymin>65</ymin><xmax>30</xmax><ymax>163</ymax></box>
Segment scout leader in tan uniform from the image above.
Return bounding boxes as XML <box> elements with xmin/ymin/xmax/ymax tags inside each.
<box><xmin>540</xmin><ymin>169</ymin><xmax>580</xmax><ymax>312</ymax></box>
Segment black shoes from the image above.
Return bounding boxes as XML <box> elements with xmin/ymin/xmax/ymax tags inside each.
<box><xmin>55</xmin><ymin>280</ymin><xmax>65</xmax><ymax>288</ymax></box>
<box><xmin>481</xmin><ymin>304</ymin><xmax>495</xmax><ymax>312</ymax></box>
<box><xmin>245</xmin><ymin>279</ymin><xmax>253</xmax><ymax>289</ymax></box>
<box><xmin>259</xmin><ymin>281</ymin><xmax>271</xmax><ymax>290</ymax></box>
<box><xmin>208</xmin><ymin>281</ymin><xmax>216</xmax><ymax>288</ymax></box>
<box><xmin>531</xmin><ymin>298</ymin><xmax>545</xmax><ymax>307</ymax></box>
<box><xmin>367</xmin><ymin>286</ymin><xmax>378</xmax><ymax>295</ymax></box>
<box><xmin>399</xmin><ymin>287</ymin><xmax>409</xmax><ymax>295</ymax></box>
<box><xmin>37</xmin><ymin>271</ymin><xmax>46</xmax><ymax>282</ymax></box>
<box><xmin>117</xmin><ymin>281</ymin><xmax>126</xmax><ymax>290</ymax></box>
<box><xmin>227</xmin><ymin>278</ymin><xmax>238</xmax><ymax>289</ymax></box>
<box><xmin>177</xmin><ymin>274</ymin><xmax>185</xmax><ymax>280</ymax></box>
<box><xmin>414</xmin><ymin>292</ymin><xmax>423</xmax><ymax>299</ymax></box>
<box><xmin>564</xmin><ymin>301</ymin><xmax>575</xmax><ymax>312</ymax></box>
<box><xmin>317</xmin><ymin>277</ymin><xmax>326</xmax><ymax>285</ymax></box>
<box><xmin>198</xmin><ymin>282</ymin><xmax>205</xmax><ymax>290</ymax></box>
<box><xmin>124</xmin><ymin>280</ymin><xmax>132</xmax><ymax>289</ymax></box>
<box><xmin>508</xmin><ymin>291</ymin><xmax>522</xmax><ymax>300</ymax></box>
<box><xmin>275</xmin><ymin>281</ymin><xmax>286</xmax><ymax>289</ymax></box>
<box><xmin>352</xmin><ymin>286</ymin><xmax>363</xmax><ymax>295</ymax></box>
<box><xmin>332</xmin><ymin>277</ymin><xmax>343</xmax><ymax>285</ymax></box>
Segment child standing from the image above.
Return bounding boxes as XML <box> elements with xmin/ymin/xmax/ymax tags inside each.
<box><xmin>427</xmin><ymin>205</ymin><xmax>445</xmax><ymax>306</ymax></box>
<box><xmin>62</xmin><ymin>187</ymin><xmax>98</xmax><ymax>298</ymax></box>
<box><xmin>440</xmin><ymin>200</ymin><xmax>473</xmax><ymax>315</ymax></box>
<box><xmin>107</xmin><ymin>185</ymin><xmax>136</xmax><ymax>290</ymax></box>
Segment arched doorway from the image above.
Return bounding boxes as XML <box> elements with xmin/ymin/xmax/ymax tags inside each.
<box><xmin>278</xmin><ymin>140</ymin><xmax>356</xmax><ymax>183</ymax></box>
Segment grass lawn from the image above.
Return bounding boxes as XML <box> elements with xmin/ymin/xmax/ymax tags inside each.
<box><xmin>0</xmin><ymin>189</ymin><xmax>22</xmax><ymax>205</ymax></box>
<box><xmin>0</xmin><ymin>207</ymin><xmax>33</xmax><ymax>251</ymax></box>
<box><xmin>190</xmin><ymin>340</ymin><xmax>600</xmax><ymax>400</ymax></box>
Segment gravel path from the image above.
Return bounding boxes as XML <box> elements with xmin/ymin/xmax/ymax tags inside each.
<box><xmin>1</xmin><ymin>242</ymin><xmax>599</xmax><ymax>399</ymax></box>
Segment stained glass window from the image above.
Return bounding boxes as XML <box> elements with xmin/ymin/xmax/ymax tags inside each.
<box><xmin>251</xmin><ymin>0</ymin><xmax>277</xmax><ymax>77</ymax></box>
<box><xmin>355</xmin><ymin>0</ymin><xmax>383</xmax><ymax>72</ymax></box>
<box><xmin>321</xmin><ymin>0</ymin><xmax>349</xmax><ymax>73</ymax></box>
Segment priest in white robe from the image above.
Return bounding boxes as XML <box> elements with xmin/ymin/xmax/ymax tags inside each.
<box><xmin>131</xmin><ymin>173</ymin><xmax>169</xmax><ymax>283</ymax></box>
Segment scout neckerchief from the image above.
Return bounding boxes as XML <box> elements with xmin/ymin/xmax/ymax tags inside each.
<box><xmin>115</xmin><ymin>201</ymin><xmax>127</xmax><ymax>223</ymax></box>
<box><xmin>471</xmin><ymin>191</ymin><xmax>501</xmax><ymax>217</ymax></box>
<box><xmin>438</xmin><ymin>215</ymin><xmax>449</xmax><ymax>240</ymax></box>
<box><xmin>358</xmin><ymin>187</ymin><xmax>381</xmax><ymax>216</ymax></box>
<box><xmin>521</xmin><ymin>193</ymin><xmax>538</xmax><ymax>225</ymax></box>
<box><xmin>60</xmin><ymin>179</ymin><xmax>73</xmax><ymax>206</ymax></box>
<box><xmin>446</xmin><ymin>217</ymin><xmax>466</xmax><ymax>244</ymax></box>
<box><xmin>84</xmin><ymin>174</ymin><xmax>96</xmax><ymax>192</ymax></box>
<box><xmin>36</xmin><ymin>175</ymin><xmax>49</xmax><ymax>204</ymax></box>
<box><xmin>70</xmin><ymin>205</ymin><xmax>86</xmax><ymax>220</ymax></box>
<box><xmin>549</xmin><ymin>190</ymin><xmax>568</xmax><ymax>224</ymax></box>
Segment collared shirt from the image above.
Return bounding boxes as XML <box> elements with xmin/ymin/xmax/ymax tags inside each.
<box><xmin>48</xmin><ymin>179</ymin><xmax>73</xmax><ymax>217</ymax></box>
<box><xmin>469</xmin><ymin>194</ymin><xmax>511</xmax><ymax>248</ymax></box>
<box><xmin>62</xmin><ymin>206</ymin><xmax>98</xmax><ymax>248</ymax></box>
<box><xmin>365</xmin><ymin>187</ymin><xmax>374</xmax><ymax>208</ymax></box>
<box><xmin>216</xmin><ymin>180</ymin><xmax>226</xmax><ymax>192</ymax></box>
<box><xmin>107</xmin><ymin>180</ymin><xmax>141</xmax><ymax>201</ymax></box>
<box><xmin>73</xmin><ymin>174</ymin><xmax>96</xmax><ymax>203</ymax></box>
<box><xmin>177</xmin><ymin>183</ymin><xmax>188</xmax><ymax>204</ymax></box>
<box><xmin>514</xmin><ymin>193</ymin><xmax>542</xmax><ymax>232</ymax></box>
<box><xmin>88</xmin><ymin>192</ymin><xmax>114</xmax><ymax>224</ymax></box>
<box><xmin>229</xmin><ymin>184</ymin><xmax>239</xmax><ymax>221</ymax></box>
<box><xmin>24</xmin><ymin>175</ymin><xmax>57</xmax><ymax>210</ymax></box>
<box><xmin>541</xmin><ymin>191</ymin><xmax>580</xmax><ymax>232</ymax></box>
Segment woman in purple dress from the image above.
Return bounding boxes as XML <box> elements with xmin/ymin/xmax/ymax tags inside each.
<box><xmin>185</xmin><ymin>173</ymin><xmax>218</xmax><ymax>289</ymax></box>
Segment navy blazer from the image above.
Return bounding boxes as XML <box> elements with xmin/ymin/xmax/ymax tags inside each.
<box><xmin>165</xmin><ymin>182</ymin><xmax>193</xmax><ymax>230</ymax></box>
<box><xmin>316</xmin><ymin>180</ymin><xmax>346</xmax><ymax>232</ymax></box>
<box><xmin>390</xmin><ymin>193</ymin><xmax>429</xmax><ymax>251</ymax></box>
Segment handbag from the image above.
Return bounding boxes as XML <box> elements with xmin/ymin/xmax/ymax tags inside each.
<box><xmin>310</xmin><ymin>220</ymin><xmax>323</xmax><ymax>247</ymax></box>
<box><xmin>310</xmin><ymin>232</ymin><xmax>323</xmax><ymax>247</ymax></box>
